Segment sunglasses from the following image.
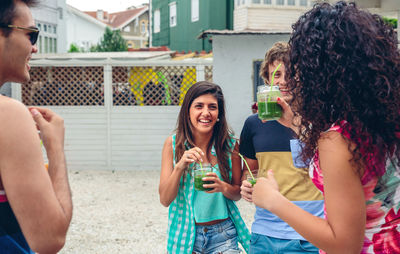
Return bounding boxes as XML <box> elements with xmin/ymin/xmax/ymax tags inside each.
<box><xmin>2</xmin><ymin>25</ymin><xmax>39</xmax><ymax>45</ymax></box>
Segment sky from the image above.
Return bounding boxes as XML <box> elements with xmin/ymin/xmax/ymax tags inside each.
<box><xmin>66</xmin><ymin>0</ymin><xmax>149</xmax><ymax>12</ymax></box>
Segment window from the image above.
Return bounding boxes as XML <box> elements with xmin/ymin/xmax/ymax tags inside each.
<box><xmin>263</xmin><ymin>0</ymin><xmax>271</xmax><ymax>4</ymax></box>
<box><xmin>287</xmin><ymin>0</ymin><xmax>295</xmax><ymax>5</ymax></box>
<box><xmin>124</xmin><ymin>26</ymin><xmax>130</xmax><ymax>32</ymax></box>
<box><xmin>54</xmin><ymin>38</ymin><xmax>57</xmax><ymax>53</ymax></box>
<box><xmin>49</xmin><ymin>38</ymin><xmax>53</xmax><ymax>53</ymax></box>
<box><xmin>58</xmin><ymin>7</ymin><xmax>63</xmax><ymax>19</ymax></box>
<box><xmin>154</xmin><ymin>10</ymin><xmax>160</xmax><ymax>33</ymax></box>
<box><xmin>276</xmin><ymin>0</ymin><xmax>284</xmax><ymax>5</ymax></box>
<box><xmin>140</xmin><ymin>21</ymin><xmax>146</xmax><ymax>34</ymax></box>
<box><xmin>44</xmin><ymin>24</ymin><xmax>47</xmax><ymax>32</ymax></box>
<box><xmin>44</xmin><ymin>37</ymin><xmax>48</xmax><ymax>53</ymax></box>
<box><xmin>169</xmin><ymin>2</ymin><xmax>177</xmax><ymax>27</ymax></box>
<box><xmin>236</xmin><ymin>0</ymin><xmax>240</xmax><ymax>6</ymax></box>
<box><xmin>252</xmin><ymin>0</ymin><xmax>261</xmax><ymax>3</ymax></box>
<box><xmin>191</xmin><ymin>0</ymin><xmax>199</xmax><ymax>22</ymax></box>
<box><xmin>300</xmin><ymin>0</ymin><xmax>307</xmax><ymax>6</ymax></box>
<box><xmin>253</xmin><ymin>60</ymin><xmax>264</xmax><ymax>101</ymax></box>
<box><xmin>54</xmin><ymin>26</ymin><xmax>57</xmax><ymax>34</ymax></box>
<box><xmin>38</xmin><ymin>36</ymin><xmax>42</xmax><ymax>53</ymax></box>
<box><xmin>38</xmin><ymin>23</ymin><xmax>41</xmax><ymax>31</ymax></box>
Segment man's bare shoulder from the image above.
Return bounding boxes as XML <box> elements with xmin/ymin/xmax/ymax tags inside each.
<box><xmin>0</xmin><ymin>96</ymin><xmax>32</xmax><ymax>127</ymax></box>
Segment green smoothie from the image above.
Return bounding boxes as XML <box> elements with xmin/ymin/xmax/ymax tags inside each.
<box><xmin>194</xmin><ymin>167</ymin><xmax>213</xmax><ymax>191</ymax></box>
<box><xmin>194</xmin><ymin>176</ymin><xmax>213</xmax><ymax>191</ymax></box>
<box><xmin>258</xmin><ymin>101</ymin><xmax>282</xmax><ymax>120</ymax></box>
<box><xmin>248</xmin><ymin>178</ymin><xmax>257</xmax><ymax>186</ymax></box>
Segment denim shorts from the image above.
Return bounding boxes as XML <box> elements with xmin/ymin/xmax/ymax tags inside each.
<box><xmin>249</xmin><ymin>233</ymin><xmax>319</xmax><ymax>254</ymax></box>
<box><xmin>193</xmin><ymin>218</ymin><xmax>241</xmax><ymax>254</ymax></box>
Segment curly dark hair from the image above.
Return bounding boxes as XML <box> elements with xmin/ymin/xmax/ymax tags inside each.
<box><xmin>287</xmin><ymin>1</ymin><xmax>400</xmax><ymax>177</ymax></box>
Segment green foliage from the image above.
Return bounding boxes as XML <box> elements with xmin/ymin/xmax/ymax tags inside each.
<box><xmin>94</xmin><ymin>27</ymin><xmax>128</xmax><ymax>52</ymax></box>
<box><xmin>383</xmin><ymin>17</ymin><xmax>397</xmax><ymax>29</ymax></box>
<box><xmin>68</xmin><ymin>43</ymin><xmax>80</xmax><ymax>53</ymax></box>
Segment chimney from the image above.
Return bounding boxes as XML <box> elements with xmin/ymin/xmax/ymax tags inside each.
<box><xmin>96</xmin><ymin>9</ymin><xmax>104</xmax><ymax>20</ymax></box>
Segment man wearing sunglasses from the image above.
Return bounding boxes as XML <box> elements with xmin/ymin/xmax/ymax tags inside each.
<box><xmin>0</xmin><ymin>1</ymin><xmax>72</xmax><ymax>253</ymax></box>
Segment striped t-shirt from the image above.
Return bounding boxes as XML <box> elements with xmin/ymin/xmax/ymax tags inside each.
<box><xmin>240</xmin><ymin>115</ymin><xmax>324</xmax><ymax>240</ymax></box>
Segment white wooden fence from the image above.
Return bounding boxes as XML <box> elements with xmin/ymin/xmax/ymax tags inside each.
<box><xmin>13</xmin><ymin>54</ymin><xmax>213</xmax><ymax>170</ymax></box>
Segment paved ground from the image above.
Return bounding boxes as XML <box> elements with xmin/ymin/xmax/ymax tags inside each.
<box><xmin>60</xmin><ymin>170</ymin><xmax>255</xmax><ymax>254</ymax></box>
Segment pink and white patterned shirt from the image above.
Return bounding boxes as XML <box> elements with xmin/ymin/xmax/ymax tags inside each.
<box><xmin>309</xmin><ymin>121</ymin><xmax>400</xmax><ymax>253</ymax></box>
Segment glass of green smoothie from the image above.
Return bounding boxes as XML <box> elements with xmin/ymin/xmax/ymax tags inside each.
<box><xmin>194</xmin><ymin>163</ymin><xmax>213</xmax><ymax>191</ymax></box>
<box><xmin>246</xmin><ymin>169</ymin><xmax>260</xmax><ymax>186</ymax></box>
<box><xmin>257</xmin><ymin>85</ymin><xmax>282</xmax><ymax>121</ymax></box>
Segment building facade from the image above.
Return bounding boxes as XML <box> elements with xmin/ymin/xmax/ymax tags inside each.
<box><xmin>86</xmin><ymin>5</ymin><xmax>149</xmax><ymax>49</ymax></box>
<box><xmin>65</xmin><ymin>5</ymin><xmax>108</xmax><ymax>52</ymax></box>
<box><xmin>151</xmin><ymin>0</ymin><xmax>234</xmax><ymax>52</ymax></box>
<box><xmin>234</xmin><ymin>0</ymin><xmax>313</xmax><ymax>31</ymax></box>
<box><xmin>31</xmin><ymin>0</ymin><xmax>68</xmax><ymax>53</ymax></box>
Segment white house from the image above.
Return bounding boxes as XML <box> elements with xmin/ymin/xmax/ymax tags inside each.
<box><xmin>200</xmin><ymin>30</ymin><xmax>291</xmax><ymax>135</ymax></box>
<box><xmin>31</xmin><ymin>0</ymin><xmax>68</xmax><ymax>53</ymax></box>
<box><xmin>234</xmin><ymin>0</ymin><xmax>313</xmax><ymax>31</ymax></box>
<box><xmin>65</xmin><ymin>5</ymin><xmax>108</xmax><ymax>52</ymax></box>
<box><xmin>85</xmin><ymin>5</ymin><xmax>150</xmax><ymax>49</ymax></box>
<box><xmin>202</xmin><ymin>0</ymin><xmax>399</xmax><ymax>134</ymax></box>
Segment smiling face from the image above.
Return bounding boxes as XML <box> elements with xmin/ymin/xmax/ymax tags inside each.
<box><xmin>268</xmin><ymin>60</ymin><xmax>293</xmax><ymax>103</ymax></box>
<box><xmin>0</xmin><ymin>1</ymin><xmax>37</xmax><ymax>84</ymax></box>
<box><xmin>189</xmin><ymin>93</ymin><xmax>219</xmax><ymax>135</ymax></box>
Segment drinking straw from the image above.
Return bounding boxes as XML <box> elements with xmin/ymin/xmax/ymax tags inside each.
<box><xmin>238</xmin><ymin>153</ymin><xmax>255</xmax><ymax>181</ymax></box>
<box><xmin>199</xmin><ymin>162</ymin><xmax>203</xmax><ymax>170</ymax></box>
<box><xmin>268</xmin><ymin>63</ymin><xmax>282</xmax><ymax>102</ymax></box>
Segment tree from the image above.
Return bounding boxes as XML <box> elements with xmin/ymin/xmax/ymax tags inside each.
<box><xmin>68</xmin><ymin>43</ymin><xmax>80</xmax><ymax>53</ymax></box>
<box><xmin>95</xmin><ymin>27</ymin><xmax>128</xmax><ymax>52</ymax></box>
<box><xmin>383</xmin><ymin>17</ymin><xmax>398</xmax><ymax>29</ymax></box>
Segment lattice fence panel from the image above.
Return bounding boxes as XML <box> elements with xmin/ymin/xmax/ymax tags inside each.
<box><xmin>22</xmin><ymin>66</ymin><xmax>104</xmax><ymax>106</ymax></box>
<box><xmin>205</xmin><ymin>65</ymin><xmax>213</xmax><ymax>82</ymax></box>
<box><xmin>112</xmin><ymin>66</ymin><xmax>202</xmax><ymax>106</ymax></box>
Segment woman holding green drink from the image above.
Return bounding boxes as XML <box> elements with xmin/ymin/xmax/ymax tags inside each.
<box><xmin>252</xmin><ymin>2</ymin><xmax>400</xmax><ymax>253</ymax></box>
<box><xmin>159</xmin><ymin>81</ymin><xmax>250</xmax><ymax>254</ymax></box>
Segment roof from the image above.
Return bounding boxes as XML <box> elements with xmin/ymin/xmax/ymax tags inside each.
<box><xmin>66</xmin><ymin>5</ymin><xmax>108</xmax><ymax>29</ymax></box>
<box><xmin>85</xmin><ymin>6</ymin><xmax>148</xmax><ymax>30</ymax></box>
<box><xmin>32</xmin><ymin>51</ymin><xmax>173</xmax><ymax>61</ymax></box>
<box><xmin>198</xmin><ymin>29</ymin><xmax>291</xmax><ymax>39</ymax></box>
<box><xmin>29</xmin><ymin>51</ymin><xmax>212</xmax><ymax>66</ymax></box>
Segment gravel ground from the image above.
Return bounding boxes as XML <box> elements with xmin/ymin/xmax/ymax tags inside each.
<box><xmin>60</xmin><ymin>170</ymin><xmax>255</xmax><ymax>254</ymax></box>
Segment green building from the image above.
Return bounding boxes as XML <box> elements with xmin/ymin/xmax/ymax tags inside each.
<box><xmin>151</xmin><ymin>0</ymin><xmax>234</xmax><ymax>52</ymax></box>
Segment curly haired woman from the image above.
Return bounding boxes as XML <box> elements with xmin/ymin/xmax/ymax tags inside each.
<box><xmin>251</xmin><ymin>1</ymin><xmax>400</xmax><ymax>253</ymax></box>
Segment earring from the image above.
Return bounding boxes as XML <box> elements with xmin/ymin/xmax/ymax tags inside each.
<box><xmin>217</xmin><ymin>118</ymin><xmax>220</xmax><ymax>122</ymax></box>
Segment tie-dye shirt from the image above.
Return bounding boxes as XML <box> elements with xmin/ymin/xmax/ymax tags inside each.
<box><xmin>309</xmin><ymin>121</ymin><xmax>400</xmax><ymax>254</ymax></box>
<box><xmin>0</xmin><ymin>190</ymin><xmax>33</xmax><ymax>253</ymax></box>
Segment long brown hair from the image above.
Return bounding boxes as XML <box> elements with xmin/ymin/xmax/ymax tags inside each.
<box><xmin>174</xmin><ymin>81</ymin><xmax>234</xmax><ymax>183</ymax></box>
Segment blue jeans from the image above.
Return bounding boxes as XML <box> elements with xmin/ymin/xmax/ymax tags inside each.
<box><xmin>249</xmin><ymin>233</ymin><xmax>319</xmax><ymax>254</ymax></box>
<box><xmin>193</xmin><ymin>218</ymin><xmax>241</xmax><ymax>254</ymax></box>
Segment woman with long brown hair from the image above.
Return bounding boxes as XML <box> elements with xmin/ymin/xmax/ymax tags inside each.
<box><xmin>159</xmin><ymin>81</ymin><xmax>250</xmax><ymax>253</ymax></box>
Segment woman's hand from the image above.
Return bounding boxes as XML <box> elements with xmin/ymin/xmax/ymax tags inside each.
<box><xmin>202</xmin><ymin>172</ymin><xmax>227</xmax><ymax>193</ymax></box>
<box><xmin>252</xmin><ymin>170</ymin><xmax>281</xmax><ymax>211</ymax></box>
<box><xmin>175</xmin><ymin>147</ymin><xmax>204</xmax><ymax>172</ymax></box>
<box><xmin>240</xmin><ymin>179</ymin><xmax>254</xmax><ymax>202</ymax></box>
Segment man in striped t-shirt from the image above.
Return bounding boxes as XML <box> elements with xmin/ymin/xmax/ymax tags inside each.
<box><xmin>239</xmin><ymin>42</ymin><xmax>324</xmax><ymax>253</ymax></box>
